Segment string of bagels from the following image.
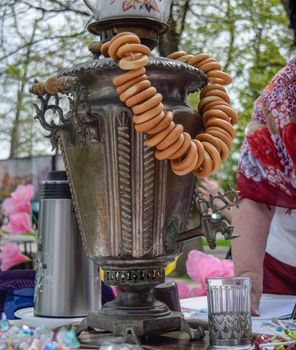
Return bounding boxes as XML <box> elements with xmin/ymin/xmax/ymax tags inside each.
<box><xmin>102</xmin><ymin>32</ymin><xmax>237</xmax><ymax>178</ymax></box>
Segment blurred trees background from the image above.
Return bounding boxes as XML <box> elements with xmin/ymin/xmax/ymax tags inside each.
<box><xmin>0</xmin><ymin>0</ymin><xmax>291</xmax><ymax>186</ymax></box>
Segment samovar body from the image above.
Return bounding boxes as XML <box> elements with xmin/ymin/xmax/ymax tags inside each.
<box><xmin>33</xmin><ymin>56</ymin><xmax>207</xmax><ymax>339</ymax></box>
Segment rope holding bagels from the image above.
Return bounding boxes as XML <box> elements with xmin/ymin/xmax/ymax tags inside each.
<box><xmin>107</xmin><ymin>32</ymin><xmax>238</xmax><ymax>178</ymax></box>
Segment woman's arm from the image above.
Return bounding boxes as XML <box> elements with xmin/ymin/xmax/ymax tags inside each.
<box><xmin>231</xmin><ymin>198</ymin><xmax>275</xmax><ymax>315</ymax></box>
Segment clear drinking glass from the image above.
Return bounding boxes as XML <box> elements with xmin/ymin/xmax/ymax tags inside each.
<box><xmin>206</xmin><ymin>277</ymin><xmax>252</xmax><ymax>350</ymax></box>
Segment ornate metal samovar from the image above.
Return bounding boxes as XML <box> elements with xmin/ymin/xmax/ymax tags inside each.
<box><xmin>31</xmin><ymin>0</ymin><xmax>238</xmax><ymax>344</ymax></box>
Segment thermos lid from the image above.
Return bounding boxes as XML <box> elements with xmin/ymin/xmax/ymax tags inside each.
<box><xmin>40</xmin><ymin>170</ymin><xmax>71</xmax><ymax>199</ymax></box>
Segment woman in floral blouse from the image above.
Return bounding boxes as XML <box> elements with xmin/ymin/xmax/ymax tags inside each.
<box><xmin>231</xmin><ymin>0</ymin><xmax>296</xmax><ymax>315</ymax></box>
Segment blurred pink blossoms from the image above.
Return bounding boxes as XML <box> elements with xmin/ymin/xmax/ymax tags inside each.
<box><xmin>177</xmin><ymin>250</ymin><xmax>234</xmax><ymax>299</ymax></box>
<box><xmin>0</xmin><ymin>243</ymin><xmax>30</xmax><ymax>271</ymax></box>
<box><xmin>0</xmin><ymin>184</ymin><xmax>34</xmax><ymax>271</ymax></box>
<box><xmin>2</xmin><ymin>184</ymin><xmax>34</xmax><ymax>235</ymax></box>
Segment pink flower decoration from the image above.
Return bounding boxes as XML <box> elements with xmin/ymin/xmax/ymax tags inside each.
<box><xmin>2</xmin><ymin>184</ymin><xmax>33</xmax><ymax>216</ymax></box>
<box><xmin>0</xmin><ymin>243</ymin><xmax>30</xmax><ymax>271</ymax></box>
<box><xmin>176</xmin><ymin>281</ymin><xmax>191</xmax><ymax>299</ymax></box>
<box><xmin>186</xmin><ymin>250</ymin><xmax>234</xmax><ymax>291</ymax></box>
<box><xmin>2</xmin><ymin>212</ymin><xmax>33</xmax><ymax>235</ymax></box>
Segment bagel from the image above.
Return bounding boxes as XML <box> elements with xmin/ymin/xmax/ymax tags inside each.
<box><xmin>212</xmin><ymin>105</ymin><xmax>238</xmax><ymax>125</ymax></box>
<box><xmin>202</xmin><ymin>100</ymin><xmax>230</xmax><ymax>113</ymax></box>
<box><xmin>126</xmin><ymin>86</ymin><xmax>157</xmax><ymax>108</ymax></box>
<box><xmin>132</xmin><ymin>93</ymin><xmax>163</xmax><ymax>115</ymax></box>
<box><xmin>203</xmin><ymin>109</ymin><xmax>231</xmax><ymax>124</ymax></box>
<box><xmin>198</xmin><ymin>62</ymin><xmax>222</xmax><ymax>74</ymax></box>
<box><xmin>116</xmin><ymin>74</ymin><xmax>147</xmax><ymax>95</ymax></box>
<box><xmin>200</xmin><ymin>83</ymin><xmax>226</xmax><ymax>98</ymax></box>
<box><xmin>155</xmin><ymin>133</ymin><xmax>185</xmax><ymax>160</ymax></box>
<box><xmin>203</xmin><ymin>89</ymin><xmax>231</xmax><ymax>104</ymax></box>
<box><xmin>167</xmin><ymin>51</ymin><xmax>187</xmax><ymax>59</ymax></box>
<box><xmin>207</xmin><ymin>70</ymin><xmax>232</xmax><ymax>85</ymax></box>
<box><xmin>206</xmin><ymin>118</ymin><xmax>236</xmax><ymax>139</ymax></box>
<box><xmin>119</xmin><ymin>53</ymin><xmax>149</xmax><ymax>70</ymax></box>
<box><xmin>145</xmin><ymin>122</ymin><xmax>175</xmax><ymax>148</ymax></box>
<box><xmin>119</xmin><ymin>80</ymin><xmax>151</xmax><ymax>103</ymax></box>
<box><xmin>195</xmin><ymin>133</ymin><xmax>221</xmax><ymax>153</ymax></box>
<box><xmin>113</xmin><ymin>67</ymin><xmax>146</xmax><ymax>87</ymax></box>
<box><xmin>109</xmin><ymin>34</ymin><xmax>140</xmax><ymax>60</ymax></box>
<box><xmin>168</xmin><ymin>132</ymin><xmax>191</xmax><ymax>160</ymax></box>
<box><xmin>218</xmin><ymin>138</ymin><xmax>230</xmax><ymax>161</ymax></box>
<box><xmin>156</xmin><ymin>124</ymin><xmax>184</xmax><ymax>150</ymax></box>
<box><xmin>187</xmin><ymin>53</ymin><xmax>211</xmax><ymax>66</ymax></box>
<box><xmin>201</xmin><ymin>141</ymin><xmax>221</xmax><ymax>173</ymax></box>
<box><xmin>134</xmin><ymin>111</ymin><xmax>165</xmax><ymax>133</ymax></box>
<box><xmin>192</xmin><ymin>151</ymin><xmax>212</xmax><ymax>178</ymax></box>
<box><xmin>117</xmin><ymin>43</ymin><xmax>151</xmax><ymax>58</ymax></box>
<box><xmin>133</xmin><ymin>103</ymin><xmax>164</xmax><ymax>124</ymax></box>
<box><xmin>171</xmin><ymin>141</ymin><xmax>198</xmax><ymax>174</ymax></box>
<box><xmin>147</xmin><ymin>111</ymin><xmax>174</xmax><ymax>135</ymax></box>
<box><xmin>198</xmin><ymin>95</ymin><xmax>224</xmax><ymax>112</ymax></box>
<box><xmin>177</xmin><ymin>54</ymin><xmax>195</xmax><ymax>63</ymax></box>
<box><xmin>101</xmin><ymin>41</ymin><xmax>110</xmax><ymax>57</ymax></box>
<box><xmin>191</xmin><ymin>139</ymin><xmax>205</xmax><ymax>168</ymax></box>
<box><xmin>206</xmin><ymin>129</ymin><xmax>232</xmax><ymax>150</ymax></box>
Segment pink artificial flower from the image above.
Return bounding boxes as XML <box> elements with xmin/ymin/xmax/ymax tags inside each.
<box><xmin>176</xmin><ymin>281</ymin><xmax>191</xmax><ymax>299</ymax></box>
<box><xmin>0</xmin><ymin>243</ymin><xmax>30</xmax><ymax>271</ymax></box>
<box><xmin>2</xmin><ymin>212</ymin><xmax>33</xmax><ymax>235</ymax></box>
<box><xmin>186</xmin><ymin>250</ymin><xmax>234</xmax><ymax>293</ymax></box>
<box><xmin>2</xmin><ymin>184</ymin><xmax>33</xmax><ymax>216</ymax></box>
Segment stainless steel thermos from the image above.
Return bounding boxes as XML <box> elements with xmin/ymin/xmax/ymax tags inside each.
<box><xmin>34</xmin><ymin>170</ymin><xmax>101</xmax><ymax>317</ymax></box>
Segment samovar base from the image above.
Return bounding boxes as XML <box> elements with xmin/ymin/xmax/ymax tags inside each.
<box><xmin>76</xmin><ymin>310</ymin><xmax>205</xmax><ymax>344</ymax></box>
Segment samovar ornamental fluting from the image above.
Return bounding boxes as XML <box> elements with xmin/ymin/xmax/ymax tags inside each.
<box><xmin>31</xmin><ymin>0</ymin><xmax>239</xmax><ymax>344</ymax></box>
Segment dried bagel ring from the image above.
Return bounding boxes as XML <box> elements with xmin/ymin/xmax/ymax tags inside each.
<box><xmin>201</xmin><ymin>141</ymin><xmax>221</xmax><ymax>173</ymax></box>
<box><xmin>206</xmin><ymin>126</ymin><xmax>234</xmax><ymax>143</ymax></box>
<box><xmin>133</xmin><ymin>103</ymin><xmax>164</xmax><ymax>124</ymax></box>
<box><xmin>156</xmin><ymin>124</ymin><xmax>184</xmax><ymax>151</ymax></box>
<box><xmin>168</xmin><ymin>132</ymin><xmax>192</xmax><ymax>160</ymax></box>
<box><xmin>206</xmin><ymin>118</ymin><xmax>236</xmax><ymax>139</ymax></box>
<box><xmin>192</xmin><ymin>151</ymin><xmax>212</xmax><ymax>178</ymax></box>
<box><xmin>119</xmin><ymin>80</ymin><xmax>151</xmax><ymax>103</ymax></box>
<box><xmin>213</xmin><ymin>105</ymin><xmax>238</xmax><ymax>125</ymax></box>
<box><xmin>132</xmin><ymin>93</ymin><xmax>163</xmax><ymax>115</ymax></box>
<box><xmin>202</xmin><ymin>100</ymin><xmax>229</xmax><ymax>113</ymax></box>
<box><xmin>198</xmin><ymin>62</ymin><xmax>222</xmax><ymax>74</ymax></box>
<box><xmin>135</xmin><ymin>111</ymin><xmax>165</xmax><ymax>133</ymax></box>
<box><xmin>113</xmin><ymin>67</ymin><xmax>146</xmax><ymax>87</ymax></box>
<box><xmin>191</xmin><ymin>139</ymin><xmax>205</xmax><ymax>168</ymax></box>
<box><xmin>147</xmin><ymin>111</ymin><xmax>174</xmax><ymax>135</ymax></box>
<box><xmin>145</xmin><ymin>122</ymin><xmax>175</xmax><ymax>148</ymax></box>
<box><xmin>195</xmin><ymin>133</ymin><xmax>221</xmax><ymax>153</ymax></box>
<box><xmin>200</xmin><ymin>84</ymin><xmax>226</xmax><ymax>98</ymax></box>
<box><xmin>119</xmin><ymin>54</ymin><xmax>149</xmax><ymax>70</ymax></box>
<box><xmin>167</xmin><ymin>51</ymin><xmax>187</xmax><ymax>59</ymax></box>
<box><xmin>126</xmin><ymin>86</ymin><xmax>157</xmax><ymax>108</ymax></box>
<box><xmin>206</xmin><ymin>129</ymin><xmax>232</xmax><ymax>150</ymax></box>
<box><xmin>203</xmin><ymin>89</ymin><xmax>231</xmax><ymax>104</ymax></box>
<box><xmin>117</xmin><ymin>74</ymin><xmax>147</xmax><ymax>95</ymax></box>
<box><xmin>177</xmin><ymin>54</ymin><xmax>195</xmax><ymax>63</ymax></box>
<box><xmin>203</xmin><ymin>109</ymin><xmax>231</xmax><ymax>124</ymax></box>
<box><xmin>171</xmin><ymin>141</ymin><xmax>198</xmax><ymax>173</ymax></box>
<box><xmin>155</xmin><ymin>133</ymin><xmax>185</xmax><ymax>160</ymax></box>
<box><xmin>110</xmin><ymin>32</ymin><xmax>136</xmax><ymax>43</ymax></box>
<box><xmin>117</xmin><ymin>43</ymin><xmax>151</xmax><ymax>58</ymax></box>
<box><xmin>198</xmin><ymin>95</ymin><xmax>224</xmax><ymax>112</ymax></box>
<box><xmin>207</xmin><ymin>70</ymin><xmax>232</xmax><ymax>85</ymax></box>
<box><xmin>187</xmin><ymin>53</ymin><xmax>211</xmax><ymax>66</ymax></box>
<box><xmin>195</xmin><ymin>57</ymin><xmax>217</xmax><ymax>68</ymax></box>
<box><xmin>218</xmin><ymin>139</ymin><xmax>230</xmax><ymax>161</ymax></box>
<box><xmin>171</xmin><ymin>151</ymin><xmax>199</xmax><ymax>175</ymax></box>
<box><xmin>101</xmin><ymin>41</ymin><xmax>110</xmax><ymax>57</ymax></box>
<box><xmin>109</xmin><ymin>34</ymin><xmax>140</xmax><ymax>60</ymax></box>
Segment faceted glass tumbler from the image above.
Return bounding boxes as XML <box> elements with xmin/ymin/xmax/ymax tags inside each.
<box><xmin>206</xmin><ymin>277</ymin><xmax>252</xmax><ymax>350</ymax></box>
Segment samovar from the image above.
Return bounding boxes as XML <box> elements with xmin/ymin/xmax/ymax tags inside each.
<box><xmin>31</xmin><ymin>0</ymin><xmax>238</xmax><ymax>344</ymax></box>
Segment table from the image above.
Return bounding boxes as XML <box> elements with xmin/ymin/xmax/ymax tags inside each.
<box><xmin>79</xmin><ymin>331</ymin><xmax>211</xmax><ymax>349</ymax></box>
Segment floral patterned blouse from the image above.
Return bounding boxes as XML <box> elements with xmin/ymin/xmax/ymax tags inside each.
<box><xmin>237</xmin><ymin>56</ymin><xmax>296</xmax><ymax>208</ymax></box>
